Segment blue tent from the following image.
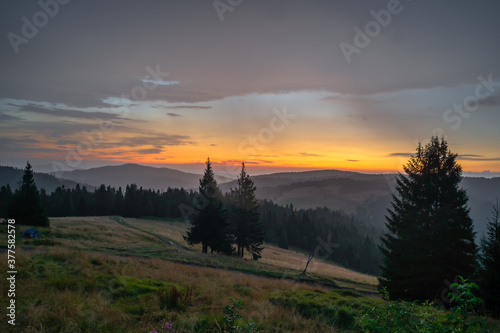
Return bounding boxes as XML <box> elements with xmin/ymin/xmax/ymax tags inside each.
<box><xmin>22</xmin><ymin>228</ymin><xmax>39</xmax><ymax>238</ymax></box>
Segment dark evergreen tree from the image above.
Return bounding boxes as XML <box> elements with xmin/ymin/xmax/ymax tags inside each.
<box><xmin>278</xmin><ymin>229</ymin><xmax>289</xmax><ymax>249</ymax></box>
<box><xmin>229</xmin><ymin>163</ymin><xmax>264</xmax><ymax>259</ymax></box>
<box><xmin>184</xmin><ymin>158</ymin><xmax>231</xmax><ymax>254</ymax></box>
<box><xmin>0</xmin><ymin>184</ymin><xmax>13</xmax><ymax>217</ymax></box>
<box><xmin>113</xmin><ymin>187</ymin><xmax>124</xmax><ymax>215</ymax></box>
<box><xmin>61</xmin><ymin>185</ymin><xmax>73</xmax><ymax>216</ymax></box>
<box><xmin>7</xmin><ymin>162</ymin><xmax>49</xmax><ymax>226</ymax></box>
<box><xmin>479</xmin><ymin>201</ymin><xmax>500</xmax><ymax>316</ymax></box>
<box><xmin>123</xmin><ymin>184</ymin><xmax>141</xmax><ymax>217</ymax></box>
<box><xmin>379</xmin><ymin>137</ymin><xmax>477</xmax><ymax>301</ymax></box>
<box><xmin>95</xmin><ymin>185</ymin><xmax>109</xmax><ymax>216</ymax></box>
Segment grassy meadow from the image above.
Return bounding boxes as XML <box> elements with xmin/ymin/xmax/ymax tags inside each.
<box><xmin>0</xmin><ymin>217</ymin><xmax>498</xmax><ymax>332</ymax></box>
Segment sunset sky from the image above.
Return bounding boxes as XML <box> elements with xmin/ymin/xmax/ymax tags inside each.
<box><xmin>1</xmin><ymin>0</ymin><xmax>500</xmax><ymax>177</ymax></box>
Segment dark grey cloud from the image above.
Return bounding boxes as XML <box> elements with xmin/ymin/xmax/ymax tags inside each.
<box><xmin>0</xmin><ymin>137</ymin><xmax>61</xmax><ymax>154</ymax></box>
<box><xmin>347</xmin><ymin>159</ymin><xmax>359</xmax><ymax>162</ymax></box>
<box><xmin>458</xmin><ymin>155</ymin><xmax>500</xmax><ymax>161</ymax></box>
<box><xmin>478</xmin><ymin>94</ymin><xmax>500</xmax><ymax>107</ymax></box>
<box><xmin>388</xmin><ymin>153</ymin><xmax>413</xmax><ymax>158</ymax></box>
<box><xmin>7</xmin><ymin>120</ymin><xmax>112</xmax><ymax>137</ymax></box>
<box><xmin>165</xmin><ymin>105</ymin><xmax>212</xmax><ymax>110</ymax></box>
<box><xmin>459</xmin><ymin>154</ymin><xmax>484</xmax><ymax>158</ymax></box>
<box><xmin>387</xmin><ymin>153</ymin><xmax>500</xmax><ymax>162</ymax></box>
<box><xmin>0</xmin><ymin>137</ymin><xmax>39</xmax><ymax>145</ymax></box>
<box><xmin>166</xmin><ymin>113</ymin><xmax>183</xmax><ymax>117</ymax></box>
<box><xmin>13</xmin><ymin>104</ymin><xmax>129</xmax><ymax>121</ymax></box>
<box><xmin>285</xmin><ymin>152</ymin><xmax>325</xmax><ymax>157</ymax></box>
<box><xmin>136</xmin><ymin>148</ymin><xmax>163</xmax><ymax>154</ymax></box>
<box><xmin>0</xmin><ymin>111</ymin><xmax>23</xmax><ymax>121</ymax></box>
<box><xmin>2</xmin><ymin>1</ymin><xmax>499</xmax><ymax>106</ymax></box>
<box><xmin>299</xmin><ymin>152</ymin><xmax>324</xmax><ymax>157</ymax></box>
<box><xmin>109</xmin><ymin>134</ymin><xmax>196</xmax><ymax>149</ymax></box>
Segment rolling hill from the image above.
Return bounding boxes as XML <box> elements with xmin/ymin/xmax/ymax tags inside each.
<box><xmin>52</xmin><ymin>163</ymin><xmax>232</xmax><ymax>190</ymax></box>
<box><xmin>0</xmin><ymin>165</ymin><xmax>91</xmax><ymax>193</ymax></box>
<box><xmin>0</xmin><ymin>216</ymin><xmax>378</xmax><ymax>332</ymax></box>
<box><xmin>3</xmin><ymin>163</ymin><xmax>498</xmax><ymax>235</ymax></box>
<box><xmin>221</xmin><ymin>170</ymin><xmax>500</xmax><ymax>235</ymax></box>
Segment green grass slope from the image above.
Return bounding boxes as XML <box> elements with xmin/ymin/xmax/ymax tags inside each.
<box><xmin>0</xmin><ymin>217</ymin><xmax>498</xmax><ymax>332</ymax></box>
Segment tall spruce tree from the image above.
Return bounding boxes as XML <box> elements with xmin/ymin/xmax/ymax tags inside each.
<box><xmin>8</xmin><ymin>162</ymin><xmax>49</xmax><ymax>227</ymax></box>
<box><xmin>379</xmin><ymin>137</ymin><xmax>477</xmax><ymax>301</ymax></box>
<box><xmin>479</xmin><ymin>201</ymin><xmax>500</xmax><ymax>315</ymax></box>
<box><xmin>0</xmin><ymin>184</ymin><xmax>13</xmax><ymax>217</ymax></box>
<box><xmin>229</xmin><ymin>163</ymin><xmax>264</xmax><ymax>259</ymax></box>
<box><xmin>185</xmin><ymin>158</ymin><xmax>231</xmax><ymax>254</ymax></box>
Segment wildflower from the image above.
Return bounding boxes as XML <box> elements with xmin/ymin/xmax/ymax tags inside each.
<box><xmin>163</xmin><ymin>322</ymin><xmax>173</xmax><ymax>329</ymax></box>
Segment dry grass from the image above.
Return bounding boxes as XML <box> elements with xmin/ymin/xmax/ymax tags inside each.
<box><xmin>0</xmin><ymin>216</ymin><xmax>380</xmax><ymax>332</ymax></box>
<box><xmin>0</xmin><ymin>247</ymin><xmax>360</xmax><ymax>332</ymax></box>
<box><xmin>259</xmin><ymin>246</ymin><xmax>378</xmax><ymax>286</ymax></box>
<box><xmin>121</xmin><ymin>217</ymin><xmax>377</xmax><ymax>288</ymax></box>
<box><xmin>1</xmin><ymin>217</ymin><xmax>498</xmax><ymax>332</ymax></box>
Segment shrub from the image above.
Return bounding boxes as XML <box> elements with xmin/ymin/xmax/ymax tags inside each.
<box><xmin>269</xmin><ymin>289</ymin><xmax>362</xmax><ymax>329</ymax></box>
<box><xmin>336</xmin><ymin>306</ymin><xmax>356</xmax><ymax>329</ymax></box>
<box><xmin>89</xmin><ymin>258</ymin><xmax>103</xmax><ymax>266</ymax></box>
<box><xmin>445</xmin><ymin>276</ymin><xmax>484</xmax><ymax>332</ymax></box>
<box><xmin>356</xmin><ymin>279</ymin><xmax>485</xmax><ymax>333</ymax></box>
<box><xmin>157</xmin><ymin>285</ymin><xmax>192</xmax><ymax>311</ymax></box>
<box><xmin>223</xmin><ymin>298</ymin><xmax>242</xmax><ymax>332</ymax></box>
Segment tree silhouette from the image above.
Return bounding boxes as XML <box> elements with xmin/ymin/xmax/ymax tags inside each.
<box><xmin>0</xmin><ymin>184</ymin><xmax>13</xmax><ymax>217</ymax></box>
<box><xmin>479</xmin><ymin>200</ymin><xmax>500</xmax><ymax>316</ymax></box>
<box><xmin>379</xmin><ymin>137</ymin><xmax>477</xmax><ymax>301</ymax></box>
<box><xmin>8</xmin><ymin>162</ymin><xmax>49</xmax><ymax>226</ymax></box>
<box><xmin>229</xmin><ymin>163</ymin><xmax>264</xmax><ymax>259</ymax></box>
<box><xmin>185</xmin><ymin>158</ymin><xmax>231</xmax><ymax>254</ymax></box>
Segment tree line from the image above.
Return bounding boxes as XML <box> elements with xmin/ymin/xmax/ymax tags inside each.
<box><xmin>259</xmin><ymin>200</ymin><xmax>383</xmax><ymax>274</ymax></box>
<box><xmin>2</xmin><ymin>160</ymin><xmax>385</xmax><ymax>274</ymax></box>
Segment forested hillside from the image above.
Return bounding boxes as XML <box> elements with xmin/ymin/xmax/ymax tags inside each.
<box><xmin>0</xmin><ymin>180</ymin><xmax>383</xmax><ymax>275</ymax></box>
<box><xmin>0</xmin><ymin>165</ymin><xmax>87</xmax><ymax>193</ymax></box>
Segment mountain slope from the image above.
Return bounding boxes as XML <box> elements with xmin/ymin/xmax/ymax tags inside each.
<box><xmin>54</xmin><ymin>163</ymin><xmax>232</xmax><ymax>190</ymax></box>
<box><xmin>222</xmin><ymin>171</ymin><xmax>500</xmax><ymax>235</ymax></box>
<box><xmin>5</xmin><ymin>162</ymin><xmax>497</xmax><ymax>236</ymax></box>
<box><xmin>0</xmin><ymin>165</ymin><xmax>89</xmax><ymax>193</ymax></box>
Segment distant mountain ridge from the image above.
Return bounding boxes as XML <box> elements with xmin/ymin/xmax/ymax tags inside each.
<box><xmin>0</xmin><ymin>165</ymin><xmax>90</xmax><ymax>193</ymax></box>
<box><xmin>220</xmin><ymin>170</ymin><xmax>500</xmax><ymax>236</ymax></box>
<box><xmin>50</xmin><ymin>163</ymin><xmax>232</xmax><ymax>190</ymax></box>
<box><xmin>2</xmin><ymin>163</ymin><xmax>498</xmax><ymax>235</ymax></box>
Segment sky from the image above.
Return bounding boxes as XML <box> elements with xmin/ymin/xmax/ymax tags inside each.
<box><xmin>1</xmin><ymin>0</ymin><xmax>500</xmax><ymax>178</ymax></box>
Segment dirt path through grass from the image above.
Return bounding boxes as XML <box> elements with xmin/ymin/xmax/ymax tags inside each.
<box><xmin>106</xmin><ymin>217</ymin><xmax>378</xmax><ymax>296</ymax></box>
<box><xmin>109</xmin><ymin>216</ymin><xmax>191</xmax><ymax>252</ymax></box>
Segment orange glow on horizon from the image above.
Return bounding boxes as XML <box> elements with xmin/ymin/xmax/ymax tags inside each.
<box><xmin>12</xmin><ymin>127</ymin><xmax>500</xmax><ymax>175</ymax></box>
